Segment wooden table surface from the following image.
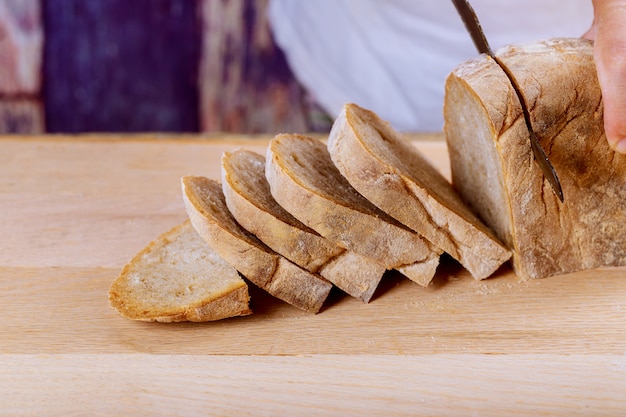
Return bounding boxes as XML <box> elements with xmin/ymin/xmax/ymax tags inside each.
<box><xmin>2</xmin><ymin>134</ymin><xmax>626</xmax><ymax>416</ymax></box>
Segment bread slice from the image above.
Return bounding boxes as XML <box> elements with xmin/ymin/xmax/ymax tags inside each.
<box><xmin>108</xmin><ymin>221</ymin><xmax>251</xmax><ymax>322</ymax></box>
<box><xmin>265</xmin><ymin>133</ymin><xmax>442</xmax><ymax>286</ymax></box>
<box><xmin>327</xmin><ymin>103</ymin><xmax>511</xmax><ymax>280</ymax></box>
<box><xmin>221</xmin><ymin>149</ymin><xmax>386</xmax><ymax>302</ymax></box>
<box><xmin>444</xmin><ymin>38</ymin><xmax>626</xmax><ymax>279</ymax></box>
<box><xmin>181</xmin><ymin>175</ymin><xmax>332</xmax><ymax>313</ymax></box>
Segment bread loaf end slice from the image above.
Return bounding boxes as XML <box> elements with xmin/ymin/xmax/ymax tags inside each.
<box><xmin>221</xmin><ymin>149</ymin><xmax>386</xmax><ymax>302</ymax></box>
<box><xmin>108</xmin><ymin>221</ymin><xmax>251</xmax><ymax>322</ymax></box>
<box><xmin>265</xmin><ymin>134</ymin><xmax>442</xmax><ymax>286</ymax></box>
<box><xmin>182</xmin><ymin>175</ymin><xmax>332</xmax><ymax>313</ymax></box>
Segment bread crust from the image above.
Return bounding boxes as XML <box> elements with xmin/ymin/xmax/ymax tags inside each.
<box><xmin>182</xmin><ymin>176</ymin><xmax>332</xmax><ymax>313</ymax></box>
<box><xmin>148</xmin><ymin>286</ymin><xmax>251</xmax><ymax>323</ymax></box>
<box><xmin>265</xmin><ymin>134</ymin><xmax>441</xmax><ymax>286</ymax></box>
<box><xmin>328</xmin><ymin>103</ymin><xmax>511</xmax><ymax>280</ymax></box>
<box><xmin>445</xmin><ymin>38</ymin><xmax>626</xmax><ymax>279</ymax></box>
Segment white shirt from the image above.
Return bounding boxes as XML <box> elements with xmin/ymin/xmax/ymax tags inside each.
<box><xmin>268</xmin><ymin>0</ymin><xmax>593</xmax><ymax>131</ymax></box>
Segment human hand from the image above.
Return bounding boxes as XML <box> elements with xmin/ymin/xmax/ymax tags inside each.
<box><xmin>583</xmin><ymin>0</ymin><xmax>626</xmax><ymax>153</ymax></box>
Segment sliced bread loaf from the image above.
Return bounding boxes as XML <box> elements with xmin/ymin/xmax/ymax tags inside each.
<box><xmin>444</xmin><ymin>38</ymin><xmax>626</xmax><ymax>279</ymax></box>
<box><xmin>108</xmin><ymin>220</ymin><xmax>251</xmax><ymax>322</ymax></box>
<box><xmin>327</xmin><ymin>103</ymin><xmax>511</xmax><ymax>280</ymax></box>
<box><xmin>182</xmin><ymin>175</ymin><xmax>332</xmax><ymax>313</ymax></box>
<box><xmin>221</xmin><ymin>149</ymin><xmax>386</xmax><ymax>302</ymax></box>
<box><xmin>265</xmin><ymin>134</ymin><xmax>442</xmax><ymax>287</ymax></box>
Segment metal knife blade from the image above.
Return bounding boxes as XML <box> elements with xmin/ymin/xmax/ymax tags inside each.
<box><xmin>451</xmin><ymin>0</ymin><xmax>564</xmax><ymax>202</ymax></box>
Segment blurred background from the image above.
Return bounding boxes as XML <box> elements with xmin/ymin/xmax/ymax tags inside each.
<box><xmin>0</xmin><ymin>0</ymin><xmax>332</xmax><ymax>135</ymax></box>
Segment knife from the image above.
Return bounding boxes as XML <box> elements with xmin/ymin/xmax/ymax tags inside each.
<box><xmin>451</xmin><ymin>0</ymin><xmax>564</xmax><ymax>202</ymax></box>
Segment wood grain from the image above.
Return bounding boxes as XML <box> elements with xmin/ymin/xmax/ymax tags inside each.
<box><xmin>2</xmin><ymin>264</ymin><xmax>626</xmax><ymax>356</ymax></box>
<box><xmin>3</xmin><ymin>354</ymin><xmax>625</xmax><ymax>417</ymax></box>
<box><xmin>2</xmin><ymin>134</ymin><xmax>625</xmax><ymax>415</ymax></box>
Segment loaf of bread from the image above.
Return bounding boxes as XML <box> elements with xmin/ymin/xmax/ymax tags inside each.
<box><xmin>265</xmin><ymin>133</ymin><xmax>442</xmax><ymax>286</ymax></box>
<box><xmin>110</xmin><ymin>37</ymin><xmax>621</xmax><ymax>322</ymax></box>
<box><xmin>444</xmin><ymin>38</ymin><xmax>626</xmax><ymax>280</ymax></box>
<box><xmin>108</xmin><ymin>221</ymin><xmax>251</xmax><ymax>322</ymax></box>
<box><xmin>221</xmin><ymin>149</ymin><xmax>386</xmax><ymax>302</ymax></box>
<box><xmin>182</xmin><ymin>175</ymin><xmax>333</xmax><ymax>313</ymax></box>
<box><xmin>328</xmin><ymin>103</ymin><xmax>511</xmax><ymax>280</ymax></box>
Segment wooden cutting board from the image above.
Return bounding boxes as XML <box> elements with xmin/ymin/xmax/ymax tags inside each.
<box><xmin>2</xmin><ymin>134</ymin><xmax>625</xmax><ymax>416</ymax></box>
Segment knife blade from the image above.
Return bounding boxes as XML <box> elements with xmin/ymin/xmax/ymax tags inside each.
<box><xmin>451</xmin><ymin>0</ymin><xmax>564</xmax><ymax>202</ymax></box>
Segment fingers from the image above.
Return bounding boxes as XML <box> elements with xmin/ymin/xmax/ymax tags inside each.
<box><xmin>589</xmin><ymin>0</ymin><xmax>626</xmax><ymax>153</ymax></box>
